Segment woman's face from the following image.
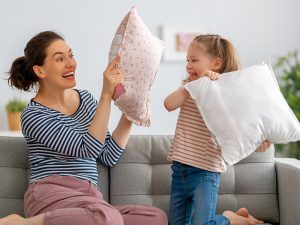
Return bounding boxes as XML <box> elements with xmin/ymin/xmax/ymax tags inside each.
<box><xmin>38</xmin><ymin>39</ymin><xmax>77</xmax><ymax>90</ymax></box>
<box><xmin>186</xmin><ymin>43</ymin><xmax>216</xmax><ymax>81</ymax></box>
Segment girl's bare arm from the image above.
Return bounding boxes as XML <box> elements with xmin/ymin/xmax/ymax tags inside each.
<box><xmin>164</xmin><ymin>86</ymin><xmax>190</xmax><ymax>112</ymax></box>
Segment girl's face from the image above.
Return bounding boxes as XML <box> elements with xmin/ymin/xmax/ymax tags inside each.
<box><xmin>36</xmin><ymin>39</ymin><xmax>77</xmax><ymax>90</ymax></box>
<box><xmin>186</xmin><ymin>43</ymin><xmax>218</xmax><ymax>81</ymax></box>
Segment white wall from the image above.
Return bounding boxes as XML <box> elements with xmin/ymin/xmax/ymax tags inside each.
<box><xmin>0</xmin><ymin>0</ymin><xmax>299</xmax><ymax>134</ymax></box>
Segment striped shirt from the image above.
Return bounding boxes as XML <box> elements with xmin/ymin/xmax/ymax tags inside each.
<box><xmin>21</xmin><ymin>89</ymin><xmax>124</xmax><ymax>186</ymax></box>
<box><xmin>168</xmin><ymin>97</ymin><xmax>227</xmax><ymax>173</ymax></box>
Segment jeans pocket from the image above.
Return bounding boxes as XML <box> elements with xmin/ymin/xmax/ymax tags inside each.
<box><xmin>209</xmin><ymin>172</ymin><xmax>221</xmax><ymax>192</ymax></box>
<box><xmin>171</xmin><ymin>161</ymin><xmax>179</xmax><ymax>171</ymax></box>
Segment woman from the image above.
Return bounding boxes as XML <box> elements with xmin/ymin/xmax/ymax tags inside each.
<box><xmin>0</xmin><ymin>31</ymin><xmax>167</xmax><ymax>225</ymax></box>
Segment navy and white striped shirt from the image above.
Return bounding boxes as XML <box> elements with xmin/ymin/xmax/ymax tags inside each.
<box><xmin>21</xmin><ymin>89</ymin><xmax>124</xmax><ymax>186</ymax></box>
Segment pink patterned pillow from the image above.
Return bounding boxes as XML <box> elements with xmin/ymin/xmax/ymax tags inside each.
<box><xmin>108</xmin><ymin>7</ymin><xmax>164</xmax><ymax>127</ymax></box>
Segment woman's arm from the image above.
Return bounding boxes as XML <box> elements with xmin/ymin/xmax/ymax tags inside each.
<box><xmin>164</xmin><ymin>86</ymin><xmax>190</xmax><ymax>112</ymax></box>
<box><xmin>88</xmin><ymin>56</ymin><xmax>123</xmax><ymax>143</ymax></box>
<box><xmin>88</xmin><ymin>94</ymin><xmax>112</xmax><ymax>143</ymax></box>
<box><xmin>97</xmin><ymin>115</ymin><xmax>132</xmax><ymax>167</ymax></box>
<box><xmin>112</xmin><ymin>114</ymin><xmax>132</xmax><ymax>149</ymax></box>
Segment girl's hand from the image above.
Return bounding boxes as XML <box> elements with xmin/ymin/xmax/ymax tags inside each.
<box><xmin>201</xmin><ymin>70</ymin><xmax>220</xmax><ymax>80</ymax></box>
<box><xmin>102</xmin><ymin>55</ymin><xmax>123</xmax><ymax>98</ymax></box>
<box><xmin>255</xmin><ymin>141</ymin><xmax>272</xmax><ymax>152</ymax></box>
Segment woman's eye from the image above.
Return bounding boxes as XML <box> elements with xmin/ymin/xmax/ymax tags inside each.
<box><xmin>56</xmin><ymin>57</ymin><xmax>63</xmax><ymax>62</ymax></box>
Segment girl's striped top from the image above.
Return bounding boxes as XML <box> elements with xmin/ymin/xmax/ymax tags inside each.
<box><xmin>168</xmin><ymin>97</ymin><xmax>227</xmax><ymax>173</ymax></box>
<box><xmin>21</xmin><ymin>89</ymin><xmax>124</xmax><ymax>187</ymax></box>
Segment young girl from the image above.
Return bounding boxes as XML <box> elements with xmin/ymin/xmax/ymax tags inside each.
<box><xmin>164</xmin><ymin>34</ymin><xmax>270</xmax><ymax>225</ymax></box>
<box><xmin>0</xmin><ymin>31</ymin><xmax>167</xmax><ymax>225</ymax></box>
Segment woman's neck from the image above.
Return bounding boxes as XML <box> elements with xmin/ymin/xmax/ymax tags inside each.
<box><xmin>34</xmin><ymin>84</ymin><xmax>73</xmax><ymax>109</ymax></box>
<box><xmin>34</xmin><ymin>87</ymin><xmax>79</xmax><ymax>116</ymax></box>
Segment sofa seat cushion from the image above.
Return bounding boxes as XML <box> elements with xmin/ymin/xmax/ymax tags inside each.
<box><xmin>110</xmin><ymin>135</ymin><xmax>172</xmax><ymax>215</ymax></box>
<box><xmin>111</xmin><ymin>135</ymin><xmax>279</xmax><ymax>223</ymax></box>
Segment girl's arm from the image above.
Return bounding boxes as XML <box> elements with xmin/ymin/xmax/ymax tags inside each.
<box><xmin>164</xmin><ymin>86</ymin><xmax>190</xmax><ymax>112</ymax></box>
<box><xmin>164</xmin><ymin>71</ymin><xmax>220</xmax><ymax>112</ymax></box>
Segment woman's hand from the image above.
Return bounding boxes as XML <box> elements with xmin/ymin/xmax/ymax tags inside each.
<box><xmin>88</xmin><ymin>55</ymin><xmax>123</xmax><ymax>143</ymax></box>
<box><xmin>201</xmin><ymin>70</ymin><xmax>220</xmax><ymax>80</ymax></box>
<box><xmin>255</xmin><ymin>141</ymin><xmax>272</xmax><ymax>152</ymax></box>
<box><xmin>102</xmin><ymin>55</ymin><xmax>123</xmax><ymax>98</ymax></box>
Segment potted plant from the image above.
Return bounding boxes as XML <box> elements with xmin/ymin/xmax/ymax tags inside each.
<box><xmin>275</xmin><ymin>50</ymin><xmax>300</xmax><ymax>159</ymax></box>
<box><xmin>6</xmin><ymin>98</ymin><xmax>27</xmax><ymax>131</ymax></box>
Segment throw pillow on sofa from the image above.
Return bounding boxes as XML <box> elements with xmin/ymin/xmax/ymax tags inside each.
<box><xmin>184</xmin><ymin>63</ymin><xmax>300</xmax><ymax>165</ymax></box>
<box><xmin>108</xmin><ymin>6</ymin><xmax>164</xmax><ymax>127</ymax></box>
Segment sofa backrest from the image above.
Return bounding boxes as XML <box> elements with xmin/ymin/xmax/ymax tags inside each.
<box><xmin>0</xmin><ymin>137</ymin><xmax>28</xmax><ymax>217</ymax></box>
<box><xmin>110</xmin><ymin>135</ymin><xmax>172</xmax><ymax>214</ymax></box>
<box><xmin>0</xmin><ymin>135</ymin><xmax>279</xmax><ymax>223</ymax></box>
<box><xmin>0</xmin><ymin>136</ymin><xmax>109</xmax><ymax>217</ymax></box>
<box><xmin>110</xmin><ymin>135</ymin><xmax>279</xmax><ymax>223</ymax></box>
<box><xmin>218</xmin><ymin>144</ymin><xmax>279</xmax><ymax>223</ymax></box>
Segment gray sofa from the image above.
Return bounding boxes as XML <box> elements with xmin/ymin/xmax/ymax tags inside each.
<box><xmin>0</xmin><ymin>135</ymin><xmax>300</xmax><ymax>225</ymax></box>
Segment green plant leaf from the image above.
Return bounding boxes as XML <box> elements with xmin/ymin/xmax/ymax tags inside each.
<box><xmin>6</xmin><ymin>98</ymin><xmax>28</xmax><ymax>112</ymax></box>
<box><xmin>275</xmin><ymin>49</ymin><xmax>300</xmax><ymax>158</ymax></box>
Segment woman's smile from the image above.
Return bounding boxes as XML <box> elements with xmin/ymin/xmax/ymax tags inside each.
<box><xmin>62</xmin><ymin>71</ymin><xmax>75</xmax><ymax>81</ymax></box>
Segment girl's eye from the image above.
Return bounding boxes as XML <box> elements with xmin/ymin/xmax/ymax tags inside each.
<box><xmin>187</xmin><ymin>59</ymin><xmax>198</xmax><ymax>63</ymax></box>
<box><xmin>69</xmin><ymin>54</ymin><xmax>74</xmax><ymax>59</ymax></box>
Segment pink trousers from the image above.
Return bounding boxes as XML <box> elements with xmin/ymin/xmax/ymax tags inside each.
<box><xmin>24</xmin><ymin>175</ymin><xmax>168</xmax><ymax>225</ymax></box>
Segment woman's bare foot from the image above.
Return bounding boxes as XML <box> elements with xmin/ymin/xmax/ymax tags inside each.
<box><xmin>0</xmin><ymin>214</ymin><xmax>25</xmax><ymax>225</ymax></box>
<box><xmin>236</xmin><ymin>208</ymin><xmax>264</xmax><ymax>224</ymax></box>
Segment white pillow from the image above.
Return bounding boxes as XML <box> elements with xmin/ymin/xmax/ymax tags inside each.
<box><xmin>184</xmin><ymin>64</ymin><xmax>300</xmax><ymax>165</ymax></box>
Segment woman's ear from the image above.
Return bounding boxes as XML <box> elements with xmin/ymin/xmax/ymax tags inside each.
<box><xmin>212</xmin><ymin>58</ymin><xmax>223</xmax><ymax>71</ymax></box>
<box><xmin>33</xmin><ymin>65</ymin><xmax>46</xmax><ymax>79</ymax></box>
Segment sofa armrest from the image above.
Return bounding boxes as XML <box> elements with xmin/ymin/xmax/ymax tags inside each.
<box><xmin>275</xmin><ymin>158</ymin><xmax>300</xmax><ymax>225</ymax></box>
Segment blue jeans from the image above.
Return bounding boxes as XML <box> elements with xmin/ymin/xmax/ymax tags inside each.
<box><xmin>169</xmin><ymin>161</ymin><xmax>230</xmax><ymax>225</ymax></box>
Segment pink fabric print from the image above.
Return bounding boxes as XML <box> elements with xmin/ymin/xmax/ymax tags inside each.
<box><xmin>108</xmin><ymin>6</ymin><xmax>164</xmax><ymax>127</ymax></box>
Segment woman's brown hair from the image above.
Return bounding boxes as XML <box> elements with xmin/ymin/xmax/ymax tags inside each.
<box><xmin>8</xmin><ymin>31</ymin><xmax>64</xmax><ymax>91</ymax></box>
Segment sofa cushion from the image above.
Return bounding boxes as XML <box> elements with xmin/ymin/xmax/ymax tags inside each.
<box><xmin>0</xmin><ymin>135</ymin><xmax>280</xmax><ymax>224</ymax></box>
<box><xmin>110</xmin><ymin>135</ymin><xmax>279</xmax><ymax>223</ymax></box>
<box><xmin>218</xmin><ymin>146</ymin><xmax>279</xmax><ymax>223</ymax></box>
<box><xmin>0</xmin><ymin>136</ymin><xmax>110</xmax><ymax>217</ymax></box>
<box><xmin>0</xmin><ymin>137</ymin><xmax>28</xmax><ymax>217</ymax></box>
<box><xmin>110</xmin><ymin>135</ymin><xmax>172</xmax><ymax>215</ymax></box>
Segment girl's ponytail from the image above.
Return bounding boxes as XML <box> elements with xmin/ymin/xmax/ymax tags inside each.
<box><xmin>220</xmin><ymin>38</ymin><xmax>240</xmax><ymax>73</ymax></box>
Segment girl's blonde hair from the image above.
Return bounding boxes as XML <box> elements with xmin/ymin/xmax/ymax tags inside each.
<box><xmin>191</xmin><ymin>34</ymin><xmax>240</xmax><ymax>73</ymax></box>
